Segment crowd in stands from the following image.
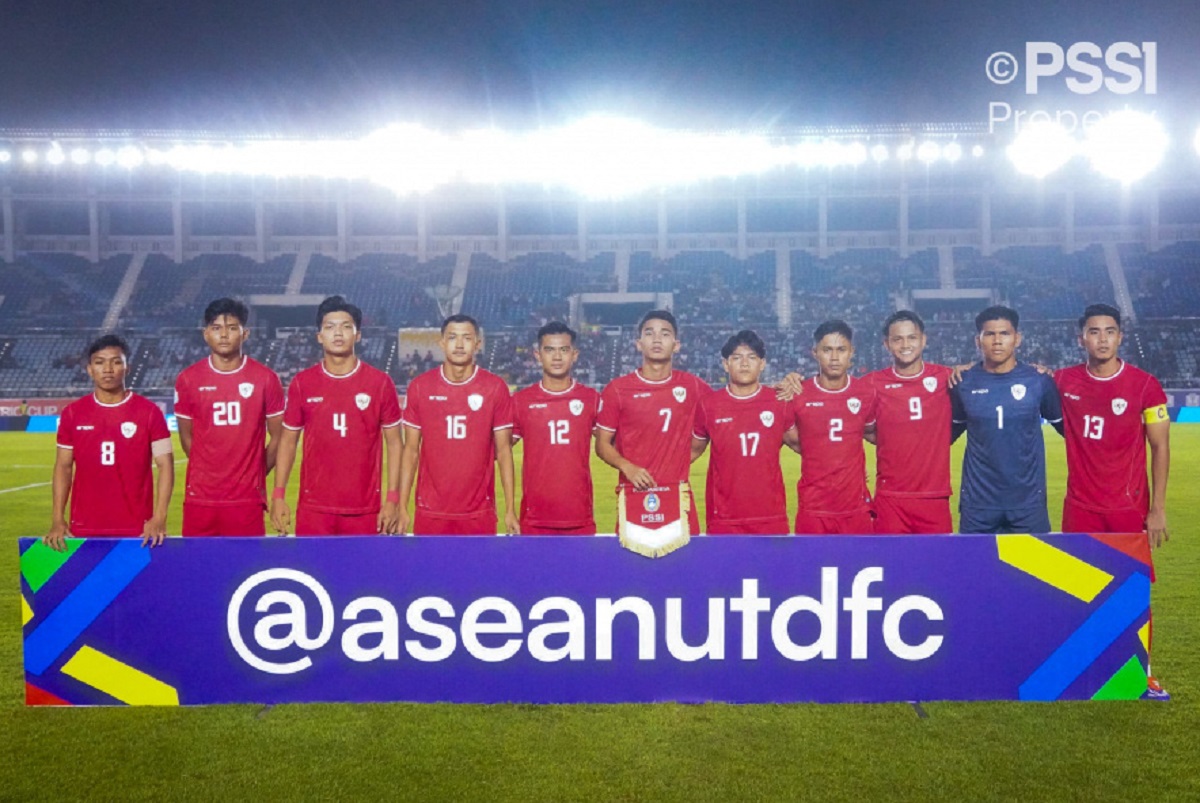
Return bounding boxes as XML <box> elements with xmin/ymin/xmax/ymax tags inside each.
<box><xmin>1</xmin><ymin>245</ymin><xmax>1198</xmax><ymax>397</ymax></box>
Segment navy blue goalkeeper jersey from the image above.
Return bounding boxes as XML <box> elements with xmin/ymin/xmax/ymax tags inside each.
<box><xmin>950</xmin><ymin>363</ymin><xmax>1063</xmax><ymax>511</ymax></box>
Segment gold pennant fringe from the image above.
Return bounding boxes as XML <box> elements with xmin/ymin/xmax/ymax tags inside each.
<box><xmin>617</xmin><ymin>483</ymin><xmax>691</xmax><ymax>559</ymax></box>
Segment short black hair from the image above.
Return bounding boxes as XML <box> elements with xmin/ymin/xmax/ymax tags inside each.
<box><xmin>317</xmin><ymin>295</ymin><xmax>362</xmax><ymax>329</ymax></box>
<box><xmin>87</xmin><ymin>334</ymin><xmax>129</xmax><ymax>360</ymax></box>
<box><xmin>441</xmin><ymin>314</ymin><xmax>481</xmax><ymax>335</ymax></box>
<box><xmin>813</xmin><ymin>320</ymin><xmax>854</xmax><ymax>344</ymax></box>
<box><xmin>638</xmin><ymin>309</ymin><xmax>678</xmax><ymax>336</ymax></box>
<box><xmin>721</xmin><ymin>329</ymin><xmax>766</xmax><ymax>359</ymax></box>
<box><xmin>536</xmin><ymin>320</ymin><xmax>577</xmax><ymax>346</ymax></box>
<box><xmin>204</xmin><ymin>297</ymin><xmax>249</xmax><ymax>326</ymax></box>
<box><xmin>882</xmin><ymin>310</ymin><xmax>925</xmax><ymax>338</ymax></box>
<box><xmin>975</xmin><ymin>305</ymin><xmax>1019</xmax><ymax>333</ymax></box>
<box><xmin>1078</xmin><ymin>303</ymin><xmax>1122</xmax><ymax>331</ymax></box>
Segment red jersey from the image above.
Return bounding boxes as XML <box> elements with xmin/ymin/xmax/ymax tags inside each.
<box><xmin>865</xmin><ymin>363</ymin><xmax>954</xmax><ymax>498</ymax></box>
<box><xmin>56</xmin><ymin>392</ymin><xmax>171</xmax><ymax>536</ymax></box>
<box><xmin>792</xmin><ymin>376</ymin><xmax>877</xmax><ymax>515</ymax></box>
<box><xmin>693</xmin><ymin>386</ymin><xmax>794</xmax><ymax>531</ymax></box>
<box><xmin>403</xmin><ymin>365</ymin><xmax>514</xmax><ymax>517</ymax></box>
<box><xmin>174</xmin><ymin>356</ymin><xmax>285</xmax><ymax>507</ymax></box>
<box><xmin>282</xmin><ymin>360</ymin><xmax>402</xmax><ymax>515</ymax></box>
<box><xmin>1056</xmin><ymin>361</ymin><xmax>1168</xmax><ymax>514</ymax></box>
<box><xmin>512</xmin><ymin>380</ymin><xmax>600</xmax><ymax>529</ymax></box>
<box><xmin>596</xmin><ymin>369</ymin><xmax>713</xmax><ymax>487</ymax></box>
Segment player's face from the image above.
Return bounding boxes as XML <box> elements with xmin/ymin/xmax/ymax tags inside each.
<box><xmin>535</xmin><ymin>333</ymin><xmax>578</xmax><ymax>380</ymax></box>
<box><xmin>441</xmin><ymin>322</ymin><xmax>480</xmax><ymax>367</ymax></box>
<box><xmin>86</xmin><ymin>347</ymin><xmax>127</xmax><ymax>393</ymax></box>
<box><xmin>1079</xmin><ymin>316</ymin><xmax>1122</xmax><ymax>362</ymax></box>
<box><xmin>722</xmin><ymin>344</ymin><xmax>765</xmax><ymax>388</ymax></box>
<box><xmin>635</xmin><ymin>319</ymin><xmax>679</xmax><ymax>364</ymax></box>
<box><xmin>884</xmin><ymin>321</ymin><xmax>926</xmax><ymax>369</ymax></box>
<box><xmin>317</xmin><ymin>312</ymin><xmax>360</xmax><ymax>357</ymax></box>
<box><xmin>203</xmin><ymin>314</ymin><xmax>248</xmax><ymax>358</ymax></box>
<box><xmin>976</xmin><ymin>319</ymin><xmax>1021</xmax><ymax>366</ymax></box>
<box><xmin>813</xmin><ymin>334</ymin><xmax>853</xmax><ymax>381</ymax></box>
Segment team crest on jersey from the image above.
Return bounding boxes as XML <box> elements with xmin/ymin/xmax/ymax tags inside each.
<box><xmin>238</xmin><ymin>382</ymin><xmax>254</xmax><ymax>399</ymax></box>
<box><xmin>644</xmin><ymin>492</ymin><xmax>660</xmax><ymax>513</ymax></box>
<box><xmin>120</xmin><ymin>422</ymin><xmax>137</xmax><ymax>439</ymax></box>
<box><xmin>923</xmin><ymin>376</ymin><xmax>938</xmax><ymax>392</ymax></box>
<box><xmin>1011</xmin><ymin>384</ymin><xmax>1026</xmax><ymax>401</ymax></box>
<box><xmin>673</xmin><ymin>387</ymin><xmax>687</xmax><ymax>404</ymax></box>
<box><xmin>1112</xmin><ymin>398</ymin><xmax>1128</xmax><ymax>415</ymax></box>
<box><xmin>569</xmin><ymin>399</ymin><xmax>584</xmax><ymax>416</ymax></box>
<box><xmin>847</xmin><ymin>398</ymin><xmax>861</xmax><ymax>415</ymax></box>
<box><xmin>468</xmin><ymin>393</ymin><xmax>484</xmax><ymax>412</ymax></box>
<box><xmin>355</xmin><ymin>393</ymin><xmax>371</xmax><ymax>411</ymax></box>
<box><xmin>760</xmin><ymin>410</ymin><xmax>775</xmax><ymax>427</ymax></box>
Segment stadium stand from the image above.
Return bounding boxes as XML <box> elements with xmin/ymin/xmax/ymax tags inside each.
<box><xmin>460</xmin><ymin>252</ymin><xmax>617</xmax><ymax>328</ymax></box>
<box><xmin>1125</xmin><ymin>241</ymin><xmax>1200</xmax><ymax>319</ymax></box>
<box><xmin>121</xmin><ymin>254</ymin><xmax>294</xmax><ymax>328</ymax></box>
<box><xmin>301</xmin><ymin>253</ymin><xmax>455</xmax><ymax>329</ymax></box>
<box><xmin>0</xmin><ymin>254</ymin><xmax>129</xmax><ymax>331</ymax></box>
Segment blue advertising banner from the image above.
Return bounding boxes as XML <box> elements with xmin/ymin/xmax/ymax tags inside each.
<box><xmin>19</xmin><ymin>534</ymin><xmax>1152</xmax><ymax>707</ymax></box>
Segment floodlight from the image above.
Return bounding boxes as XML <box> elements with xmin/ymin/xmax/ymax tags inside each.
<box><xmin>971</xmin><ymin>145</ymin><xmax>985</xmax><ymax>158</ymax></box>
<box><xmin>94</xmin><ymin>148</ymin><xmax>116</xmax><ymax>167</ymax></box>
<box><xmin>46</xmin><ymin>147</ymin><xmax>66</xmax><ymax>166</ymax></box>
<box><xmin>870</xmin><ymin>144</ymin><xmax>889</xmax><ymax>163</ymax></box>
<box><xmin>117</xmin><ymin>146</ymin><xmax>144</xmax><ymax>169</ymax></box>
<box><xmin>1083</xmin><ymin>110</ymin><xmax>1167</xmax><ymax>184</ymax></box>
<box><xmin>897</xmin><ymin>143</ymin><xmax>914</xmax><ymax>161</ymax></box>
<box><xmin>1194</xmin><ymin>126</ymin><xmax>1200</xmax><ymax>158</ymax></box>
<box><xmin>0</xmin><ymin>151</ymin><xmax>10</xmax><ymax>164</ymax></box>
<box><xmin>844</xmin><ymin>142</ymin><xmax>867</xmax><ymax>166</ymax></box>
<box><xmin>70</xmin><ymin>148</ymin><xmax>91</xmax><ymax>165</ymax></box>
<box><xmin>1006</xmin><ymin>121</ymin><xmax>1076</xmax><ymax>179</ymax></box>
<box><xmin>146</xmin><ymin>148</ymin><xmax>167</xmax><ymax>166</ymax></box>
<box><xmin>917</xmin><ymin>142</ymin><xmax>941</xmax><ymax>164</ymax></box>
<box><xmin>21</xmin><ymin>149</ymin><xmax>38</xmax><ymax>164</ymax></box>
<box><xmin>943</xmin><ymin>142</ymin><xmax>963</xmax><ymax>163</ymax></box>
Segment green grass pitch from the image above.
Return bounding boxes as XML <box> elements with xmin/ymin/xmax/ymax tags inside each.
<box><xmin>2</xmin><ymin>429</ymin><xmax>1199</xmax><ymax>800</ymax></box>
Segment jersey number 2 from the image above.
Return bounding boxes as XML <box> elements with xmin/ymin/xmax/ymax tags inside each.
<box><xmin>548</xmin><ymin>419</ymin><xmax>569</xmax><ymax>444</ymax></box>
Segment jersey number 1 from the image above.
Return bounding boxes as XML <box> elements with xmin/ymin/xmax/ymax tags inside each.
<box><xmin>548</xmin><ymin>419</ymin><xmax>569</xmax><ymax>444</ymax></box>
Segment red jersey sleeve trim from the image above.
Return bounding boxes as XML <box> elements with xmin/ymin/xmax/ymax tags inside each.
<box><xmin>57</xmin><ymin>443</ymin><xmax>74</xmax><ymax>450</ymax></box>
<box><xmin>266</xmin><ymin>409</ymin><xmax>285</xmax><ymax>418</ymax></box>
<box><xmin>174</xmin><ymin>412</ymin><xmax>194</xmax><ymax>420</ymax></box>
<box><xmin>595</xmin><ymin>423</ymin><xmax>616</xmax><ymax>432</ymax></box>
<box><xmin>282</xmin><ymin>422</ymin><xmax>304</xmax><ymax>431</ymax></box>
<box><xmin>382</xmin><ymin>418</ymin><xmax>403</xmax><ymax>428</ymax></box>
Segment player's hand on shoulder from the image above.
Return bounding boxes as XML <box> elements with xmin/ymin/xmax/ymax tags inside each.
<box><xmin>1031</xmin><ymin>362</ymin><xmax>1056</xmax><ymax>378</ymax></box>
<box><xmin>948</xmin><ymin>363</ymin><xmax>976</xmax><ymax>387</ymax></box>
<box><xmin>270</xmin><ymin>499</ymin><xmax>291</xmax><ymax>536</ymax></box>
<box><xmin>43</xmin><ymin>521</ymin><xmax>70</xmax><ymax>552</ymax></box>
<box><xmin>141</xmin><ymin>516</ymin><xmax>168</xmax><ymax>548</ymax></box>
<box><xmin>774</xmin><ymin>372</ymin><xmax>805</xmax><ymax>401</ymax></box>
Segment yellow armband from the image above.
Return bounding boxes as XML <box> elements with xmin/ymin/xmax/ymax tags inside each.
<box><xmin>1142</xmin><ymin>404</ymin><xmax>1168</xmax><ymax>424</ymax></box>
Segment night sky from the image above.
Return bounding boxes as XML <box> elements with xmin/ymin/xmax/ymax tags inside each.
<box><xmin>0</xmin><ymin>1</ymin><xmax>1195</xmax><ymax>133</ymax></box>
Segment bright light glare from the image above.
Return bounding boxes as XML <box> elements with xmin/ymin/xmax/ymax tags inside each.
<box><xmin>972</xmin><ymin>145</ymin><xmax>985</xmax><ymax>158</ymax></box>
<box><xmin>943</xmin><ymin>142</ymin><xmax>963</xmax><ymax>162</ymax></box>
<box><xmin>70</xmin><ymin>148</ymin><xmax>91</xmax><ymax>165</ymax></box>
<box><xmin>0</xmin><ymin>151</ymin><xmax>10</xmax><ymax>164</ymax></box>
<box><xmin>897</xmin><ymin>143</ymin><xmax>914</xmax><ymax>161</ymax></box>
<box><xmin>21</xmin><ymin>149</ymin><xmax>38</xmax><ymax>164</ymax></box>
<box><xmin>117</xmin><ymin>146</ymin><xmax>145</xmax><ymax>169</ymax></box>
<box><xmin>94</xmin><ymin>148</ymin><xmax>116</xmax><ymax>167</ymax></box>
<box><xmin>917</xmin><ymin>142</ymin><xmax>941</xmax><ymax>164</ymax></box>
<box><xmin>1006</xmin><ymin>122</ymin><xmax>1076</xmax><ymax>179</ymax></box>
<box><xmin>870</xmin><ymin>144</ymin><xmax>889</xmax><ymax>163</ymax></box>
<box><xmin>1083</xmin><ymin>110</ymin><xmax>1167</xmax><ymax>184</ymax></box>
<box><xmin>46</xmin><ymin>147</ymin><xmax>66</xmax><ymax>166</ymax></box>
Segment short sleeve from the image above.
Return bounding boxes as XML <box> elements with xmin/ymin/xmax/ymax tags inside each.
<box><xmin>596</xmin><ymin>383</ymin><xmax>620</xmax><ymax>431</ymax></box>
<box><xmin>282</xmin><ymin>373</ymin><xmax>305</xmax><ymax>430</ymax></box>
<box><xmin>148</xmin><ymin>403</ymin><xmax>170</xmax><ymax>441</ymax></box>
<box><xmin>173</xmin><ymin>372</ymin><xmax>194</xmax><ymax>419</ymax></box>
<box><xmin>57</xmin><ymin>405</ymin><xmax>74</xmax><ymax>448</ymax></box>
<box><xmin>264</xmin><ymin>370</ymin><xmax>285</xmax><ymax>417</ymax></box>
<box><xmin>380</xmin><ymin>376</ymin><xmax>402</xmax><ymax>428</ymax></box>
<box><xmin>403</xmin><ymin>377</ymin><xmax>423</xmax><ymax>429</ymax></box>
<box><xmin>692</xmin><ymin>398</ymin><xmax>710</xmax><ymax>440</ymax></box>
<box><xmin>491</xmin><ymin>380</ymin><xmax>514</xmax><ymax>431</ymax></box>
<box><xmin>950</xmin><ymin>384</ymin><xmax>966</xmax><ymax>423</ymax></box>
<box><xmin>511</xmin><ymin>395</ymin><xmax>525</xmax><ymax>440</ymax></box>
<box><xmin>1142</xmin><ymin>375</ymin><xmax>1169</xmax><ymax>424</ymax></box>
<box><xmin>1039</xmin><ymin>374</ymin><xmax>1063</xmax><ymax>422</ymax></box>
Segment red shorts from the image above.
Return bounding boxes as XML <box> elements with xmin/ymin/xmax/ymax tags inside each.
<box><xmin>414</xmin><ymin>509</ymin><xmax>497</xmax><ymax>536</ymax></box>
<box><xmin>795</xmin><ymin>508</ymin><xmax>874</xmax><ymax>535</ymax></box>
<box><xmin>182</xmin><ymin>501</ymin><xmax>266</xmax><ymax>537</ymax></box>
<box><xmin>706</xmin><ymin>516</ymin><xmax>790</xmax><ymax>535</ymax></box>
<box><xmin>1062</xmin><ymin>501</ymin><xmax>1146</xmax><ymax>535</ymax></box>
<box><xmin>295</xmin><ymin>508</ymin><xmax>378</xmax><ymax>536</ymax></box>
<box><xmin>872</xmin><ymin>496</ymin><xmax>953</xmax><ymax>535</ymax></box>
<box><xmin>521</xmin><ymin>521</ymin><xmax>596</xmax><ymax>535</ymax></box>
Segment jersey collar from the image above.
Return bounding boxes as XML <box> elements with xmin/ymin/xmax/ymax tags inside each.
<box><xmin>208</xmin><ymin>355</ymin><xmax>248</xmax><ymax>375</ymax></box>
<box><xmin>440</xmin><ymin>365</ymin><xmax>479</xmax><ymax>386</ymax></box>
<box><xmin>634</xmin><ymin>369</ymin><xmax>674</xmax><ymax>385</ymax></box>
<box><xmin>538</xmin><ymin>379</ymin><xmax>576</xmax><ymax>395</ymax></box>
<box><xmin>93</xmin><ymin>390</ymin><xmax>133</xmax><ymax>408</ymax></box>
<box><xmin>320</xmin><ymin>359</ymin><xmax>362</xmax><ymax>380</ymax></box>
<box><xmin>724</xmin><ymin>385</ymin><xmax>762</xmax><ymax>400</ymax></box>
<box><xmin>812</xmin><ymin>375</ymin><xmax>853</xmax><ymax>394</ymax></box>
<box><xmin>1085</xmin><ymin>360</ymin><xmax>1126</xmax><ymax>382</ymax></box>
